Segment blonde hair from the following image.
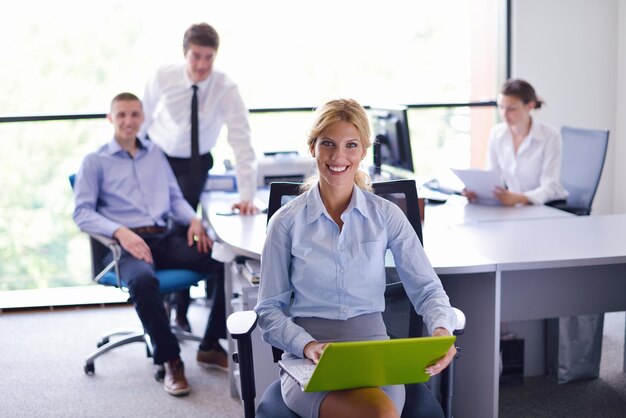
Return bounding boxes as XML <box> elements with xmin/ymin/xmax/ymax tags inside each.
<box><xmin>302</xmin><ymin>98</ymin><xmax>373</xmax><ymax>192</ymax></box>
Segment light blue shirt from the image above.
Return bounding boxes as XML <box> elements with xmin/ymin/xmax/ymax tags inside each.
<box><xmin>73</xmin><ymin>137</ymin><xmax>197</xmax><ymax>238</ymax></box>
<box><xmin>255</xmin><ymin>183</ymin><xmax>456</xmax><ymax>357</ymax></box>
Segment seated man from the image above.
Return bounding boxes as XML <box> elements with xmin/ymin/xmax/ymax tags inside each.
<box><xmin>73</xmin><ymin>92</ymin><xmax>227</xmax><ymax>396</ymax></box>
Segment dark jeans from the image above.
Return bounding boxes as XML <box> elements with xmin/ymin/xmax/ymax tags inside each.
<box><xmin>167</xmin><ymin>152</ymin><xmax>218</xmax><ymax>320</ymax></box>
<box><xmin>103</xmin><ymin>230</ymin><xmax>225</xmax><ymax>364</ymax></box>
<box><xmin>166</xmin><ymin>153</ymin><xmax>221</xmax><ymax>318</ymax></box>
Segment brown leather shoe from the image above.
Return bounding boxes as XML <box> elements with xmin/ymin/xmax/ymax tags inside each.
<box><xmin>164</xmin><ymin>357</ymin><xmax>190</xmax><ymax>396</ymax></box>
<box><xmin>197</xmin><ymin>347</ymin><xmax>228</xmax><ymax>372</ymax></box>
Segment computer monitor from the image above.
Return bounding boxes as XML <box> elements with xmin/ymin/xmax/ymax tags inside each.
<box><xmin>369</xmin><ymin>106</ymin><xmax>414</xmax><ymax>177</ymax></box>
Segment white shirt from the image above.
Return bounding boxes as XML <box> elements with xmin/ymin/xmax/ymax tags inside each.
<box><xmin>139</xmin><ymin>63</ymin><xmax>257</xmax><ymax>201</ymax></box>
<box><xmin>487</xmin><ymin>119</ymin><xmax>568</xmax><ymax>205</ymax></box>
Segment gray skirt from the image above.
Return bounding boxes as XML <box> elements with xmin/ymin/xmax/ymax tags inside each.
<box><xmin>280</xmin><ymin>312</ymin><xmax>405</xmax><ymax>418</ymax></box>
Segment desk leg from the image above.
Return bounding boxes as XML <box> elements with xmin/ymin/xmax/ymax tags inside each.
<box><xmin>441</xmin><ymin>271</ymin><xmax>500</xmax><ymax>418</ymax></box>
<box><xmin>224</xmin><ymin>260</ymin><xmax>239</xmax><ymax>398</ymax></box>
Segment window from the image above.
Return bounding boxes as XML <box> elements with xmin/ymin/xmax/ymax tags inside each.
<box><xmin>0</xmin><ymin>0</ymin><xmax>503</xmax><ymax>291</ymax></box>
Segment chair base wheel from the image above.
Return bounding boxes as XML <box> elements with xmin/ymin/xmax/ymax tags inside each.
<box><xmin>84</xmin><ymin>363</ymin><xmax>95</xmax><ymax>375</ymax></box>
<box><xmin>154</xmin><ymin>364</ymin><xmax>165</xmax><ymax>381</ymax></box>
<box><xmin>97</xmin><ymin>337</ymin><xmax>109</xmax><ymax>348</ymax></box>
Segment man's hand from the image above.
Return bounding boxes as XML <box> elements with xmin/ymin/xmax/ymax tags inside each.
<box><xmin>113</xmin><ymin>227</ymin><xmax>153</xmax><ymax>263</ymax></box>
<box><xmin>303</xmin><ymin>340</ymin><xmax>328</xmax><ymax>364</ymax></box>
<box><xmin>232</xmin><ymin>200</ymin><xmax>259</xmax><ymax>215</ymax></box>
<box><xmin>425</xmin><ymin>327</ymin><xmax>457</xmax><ymax>376</ymax></box>
<box><xmin>187</xmin><ymin>218</ymin><xmax>212</xmax><ymax>253</ymax></box>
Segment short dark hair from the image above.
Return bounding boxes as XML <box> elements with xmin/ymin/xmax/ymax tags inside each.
<box><xmin>183</xmin><ymin>23</ymin><xmax>220</xmax><ymax>54</ymax></box>
<box><xmin>500</xmin><ymin>79</ymin><xmax>544</xmax><ymax>109</ymax></box>
<box><xmin>110</xmin><ymin>92</ymin><xmax>141</xmax><ymax>110</ymax></box>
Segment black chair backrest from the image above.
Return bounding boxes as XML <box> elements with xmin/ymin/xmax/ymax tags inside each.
<box><xmin>267</xmin><ymin>182</ymin><xmax>303</xmax><ymax>226</ymax></box>
<box><xmin>69</xmin><ymin>173</ymin><xmax>109</xmax><ymax>280</ymax></box>
<box><xmin>560</xmin><ymin>126</ymin><xmax>609</xmax><ymax>213</ymax></box>
<box><xmin>267</xmin><ymin>180</ymin><xmax>423</xmax><ymax>243</ymax></box>
<box><xmin>265</xmin><ymin>179</ymin><xmax>424</xmax><ymax>360</ymax></box>
<box><xmin>371</xmin><ymin>179</ymin><xmax>423</xmax><ymax>244</ymax></box>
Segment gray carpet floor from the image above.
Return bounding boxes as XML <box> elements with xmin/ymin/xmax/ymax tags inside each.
<box><xmin>499</xmin><ymin>311</ymin><xmax>626</xmax><ymax>418</ymax></box>
<box><xmin>1</xmin><ymin>304</ymin><xmax>625</xmax><ymax>417</ymax></box>
<box><xmin>0</xmin><ymin>302</ymin><xmax>242</xmax><ymax>418</ymax></box>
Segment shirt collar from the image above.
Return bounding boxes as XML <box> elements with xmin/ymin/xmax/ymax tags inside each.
<box><xmin>182</xmin><ymin>66</ymin><xmax>213</xmax><ymax>91</ymax></box>
<box><xmin>305</xmin><ymin>182</ymin><xmax>369</xmax><ymax>224</ymax></box>
<box><xmin>527</xmin><ymin>117</ymin><xmax>545</xmax><ymax>142</ymax></box>
<box><xmin>106</xmin><ymin>136</ymin><xmax>151</xmax><ymax>156</ymax></box>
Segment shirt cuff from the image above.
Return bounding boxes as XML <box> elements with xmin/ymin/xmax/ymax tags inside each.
<box><xmin>290</xmin><ymin>331</ymin><xmax>316</xmax><ymax>358</ymax></box>
<box><xmin>524</xmin><ymin>190</ymin><xmax>544</xmax><ymax>205</ymax></box>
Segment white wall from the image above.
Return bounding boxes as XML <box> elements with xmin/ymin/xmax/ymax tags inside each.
<box><xmin>512</xmin><ymin>0</ymin><xmax>623</xmax><ymax>214</ymax></box>
<box><xmin>508</xmin><ymin>0</ymin><xmax>625</xmax><ymax>378</ymax></box>
<box><xmin>615</xmin><ymin>3</ymin><xmax>626</xmax><ymax>213</ymax></box>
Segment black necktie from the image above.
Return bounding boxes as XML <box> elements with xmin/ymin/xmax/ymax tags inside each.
<box><xmin>190</xmin><ymin>85</ymin><xmax>201</xmax><ymax>182</ymax></box>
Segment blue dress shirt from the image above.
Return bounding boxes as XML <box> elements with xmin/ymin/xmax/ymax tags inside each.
<box><xmin>255</xmin><ymin>183</ymin><xmax>457</xmax><ymax>357</ymax></box>
<box><xmin>73</xmin><ymin>137</ymin><xmax>197</xmax><ymax>237</ymax></box>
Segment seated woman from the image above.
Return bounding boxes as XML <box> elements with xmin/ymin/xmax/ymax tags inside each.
<box><xmin>254</xmin><ymin>98</ymin><xmax>457</xmax><ymax>418</ymax></box>
<box><xmin>465</xmin><ymin>79</ymin><xmax>568</xmax><ymax>206</ymax></box>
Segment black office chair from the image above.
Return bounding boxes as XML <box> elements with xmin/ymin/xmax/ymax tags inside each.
<box><xmin>229</xmin><ymin>179</ymin><xmax>466</xmax><ymax>418</ymax></box>
<box><xmin>69</xmin><ymin>174</ymin><xmax>206</xmax><ymax>379</ymax></box>
<box><xmin>547</xmin><ymin>126</ymin><xmax>609</xmax><ymax>216</ymax></box>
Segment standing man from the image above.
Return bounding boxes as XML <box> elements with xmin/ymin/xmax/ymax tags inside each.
<box><xmin>139</xmin><ymin>22</ymin><xmax>258</xmax><ymax>329</ymax></box>
<box><xmin>74</xmin><ymin>93</ymin><xmax>228</xmax><ymax>397</ymax></box>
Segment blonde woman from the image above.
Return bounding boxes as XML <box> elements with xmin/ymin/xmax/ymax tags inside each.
<box><xmin>255</xmin><ymin>99</ymin><xmax>456</xmax><ymax>418</ymax></box>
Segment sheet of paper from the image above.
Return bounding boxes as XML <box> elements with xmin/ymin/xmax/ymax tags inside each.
<box><xmin>450</xmin><ymin>168</ymin><xmax>503</xmax><ymax>204</ymax></box>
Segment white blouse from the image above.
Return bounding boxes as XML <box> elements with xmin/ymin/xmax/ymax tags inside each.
<box><xmin>487</xmin><ymin>119</ymin><xmax>568</xmax><ymax>205</ymax></box>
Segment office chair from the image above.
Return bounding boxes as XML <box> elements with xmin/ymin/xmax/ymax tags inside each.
<box><xmin>69</xmin><ymin>174</ymin><xmax>206</xmax><ymax>379</ymax></box>
<box><xmin>544</xmin><ymin>127</ymin><xmax>609</xmax><ymax>383</ymax></box>
<box><xmin>547</xmin><ymin>126</ymin><xmax>609</xmax><ymax>216</ymax></box>
<box><xmin>229</xmin><ymin>179</ymin><xmax>466</xmax><ymax>418</ymax></box>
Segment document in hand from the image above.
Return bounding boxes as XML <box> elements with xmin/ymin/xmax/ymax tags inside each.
<box><xmin>450</xmin><ymin>168</ymin><xmax>503</xmax><ymax>205</ymax></box>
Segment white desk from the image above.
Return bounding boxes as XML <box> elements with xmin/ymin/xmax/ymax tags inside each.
<box><xmin>202</xmin><ymin>191</ymin><xmax>626</xmax><ymax>417</ymax></box>
<box><xmin>442</xmin><ymin>214</ymin><xmax>626</xmax><ymax>417</ymax></box>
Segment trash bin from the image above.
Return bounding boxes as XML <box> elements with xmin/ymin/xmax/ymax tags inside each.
<box><xmin>500</xmin><ymin>338</ymin><xmax>525</xmax><ymax>387</ymax></box>
<box><xmin>546</xmin><ymin>314</ymin><xmax>604</xmax><ymax>384</ymax></box>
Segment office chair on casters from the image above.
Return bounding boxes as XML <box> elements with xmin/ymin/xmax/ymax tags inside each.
<box><xmin>68</xmin><ymin>174</ymin><xmax>206</xmax><ymax>380</ymax></box>
<box><xmin>547</xmin><ymin>126</ymin><xmax>609</xmax><ymax>216</ymax></box>
<box><xmin>229</xmin><ymin>179</ymin><xmax>466</xmax><ymax>418</ymax></box>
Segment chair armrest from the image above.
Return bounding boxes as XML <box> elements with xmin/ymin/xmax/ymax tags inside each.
<box><xmin>227</xmin><ymin>310</ymin><xmax>258</xmax><ymax>417</ymax></box>
<box><xmin>84</xmin><ymin>231</ymin><xmax>124</xmax><ymax>289</ymax></box>
<box><xmin>452</xmin><ymin>307</ymin><xmax>466</xmax><ymax>336</ymax></box>
<box><xmin>88</xmin><ymin>232</ymin><xmax>118</xmax><ymax>248</ymax></box>
<box><xmin>227</xmin><ymin>310</ymin><xmax>259</xmax><ymax>339</ymax></box>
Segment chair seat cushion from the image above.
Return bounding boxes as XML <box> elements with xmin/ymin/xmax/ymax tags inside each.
<box><xmin>98</xmin><ymin>269</ymin><xmax>206</xmax><ymax>294</ymax></box>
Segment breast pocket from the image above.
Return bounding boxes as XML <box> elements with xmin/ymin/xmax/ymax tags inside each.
<box><xmin>358</xmin><ymin>240</ymin><xmax>386</xmax><ymax>278</ymax></box>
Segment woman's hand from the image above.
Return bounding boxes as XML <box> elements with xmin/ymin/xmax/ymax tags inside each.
<box><xmin>461</xmin><ymin>188</ymin><xmax>478</xmax><ymax>203</ymax></box>
<box><xmin>425</xmin><ymin>327</ymin><xmax>457</xmax><ymax>376</ymax></box>
<box><xmin>493</xmin><ymin>187</ymin><xmax>529</xmax><ymax>206</ymax></box>
<box><xmin>303</xmin><ymin>340</ymin><xmax>328</xmax><ymax>364</ymax></box>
